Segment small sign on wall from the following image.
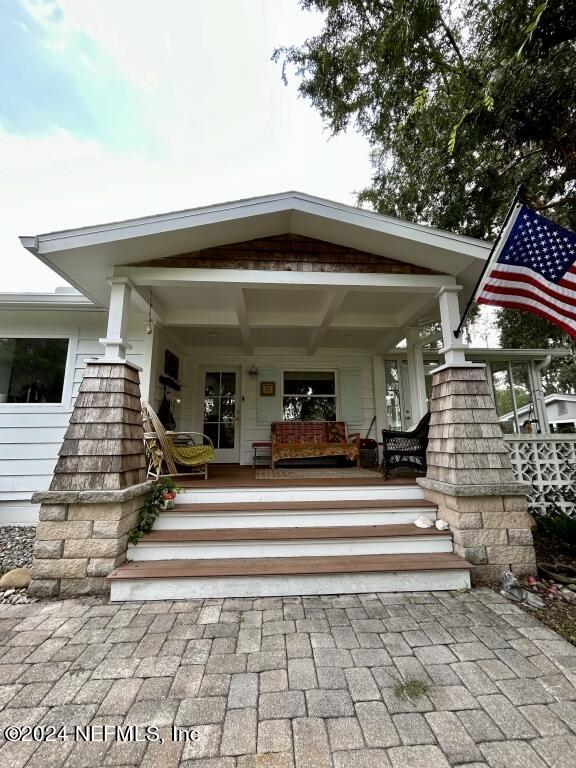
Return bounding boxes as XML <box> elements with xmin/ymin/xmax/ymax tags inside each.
<box><xmin>260</xmin><ymin>381</ymin><xmax>276</xmax><ymax>397</ymax></box>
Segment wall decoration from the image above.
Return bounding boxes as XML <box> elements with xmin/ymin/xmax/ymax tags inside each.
<box><xmin>260</xmin><ymin>381</ymin><xmax>276</xmax><ymax>397</ymax></box>
<box><xmin>164</xmin><ymin>349</ymin><xmax>180</xmax><ymax>381</ymax></box>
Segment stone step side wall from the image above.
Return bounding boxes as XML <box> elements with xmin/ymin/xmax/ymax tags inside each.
<box><xmin>31</xmin><ymin>490</ymin><xmax>150</xmax><ymax>598</ymax></box>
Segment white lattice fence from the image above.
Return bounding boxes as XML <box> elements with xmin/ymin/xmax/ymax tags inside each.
<box><xmin>505</xmin><ymin>435</ymin><xmax>576</xmax><ymax>516</ymax></box>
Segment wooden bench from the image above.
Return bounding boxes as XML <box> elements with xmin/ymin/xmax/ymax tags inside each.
<box><xmin>270</xmin><ymin>421</ymin><xmax>360</xmax><ymax>467</ymax></box>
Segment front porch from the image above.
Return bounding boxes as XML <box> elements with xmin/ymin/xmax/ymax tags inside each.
<box><xmin>21</xmin><ymin>193</ymin><xmax>573</xmax><ymax>601</ymax></box>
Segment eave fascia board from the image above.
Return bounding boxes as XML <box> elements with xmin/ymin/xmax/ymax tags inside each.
<box><xmin>21</xmin><ymin>191</ymin><xmax>492</xmax><ymax>263</ymax></box>
<box><xmin>0</xmin><ymin>292</ymin><xmax>100</xmax><ymax>310</ymax></box>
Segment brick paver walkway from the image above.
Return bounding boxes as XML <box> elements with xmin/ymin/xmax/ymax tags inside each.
<box><xmin>1</xmin><ymin>588</ymin><xmax>575</xmax><ymax>767</ymax></box>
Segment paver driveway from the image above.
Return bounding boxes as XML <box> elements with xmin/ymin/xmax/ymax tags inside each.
<box><xmin>1</xmin><ymin>588</ymin><xmax>575</xmax><ymax>767</ymax></box>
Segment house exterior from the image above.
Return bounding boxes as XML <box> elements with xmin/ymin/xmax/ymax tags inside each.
<box><xmin>1</xmin><ymin>192</ymin><xmax>574</xmax><ymax>600</ymax></box>
<box><xmin>500</xmin><ymin>393</ymin><xmax>576</xmax><ymax>432</ymax></box>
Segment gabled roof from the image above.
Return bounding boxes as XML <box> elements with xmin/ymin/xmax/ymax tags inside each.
<box><xmin>20</xmin><ymin>191</ymin><xmax>492</xmax><ymax>307</ymax></box>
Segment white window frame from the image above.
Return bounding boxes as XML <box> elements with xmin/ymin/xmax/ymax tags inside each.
<box><xmin>0</xmin><ymin>332</ymin><xmax>78</xmax><ymax>414</ymax></box>
<box><xmin>281</xmin><ymin>367</ymin><xmax>339</xmax><ymax>421</ymax></box>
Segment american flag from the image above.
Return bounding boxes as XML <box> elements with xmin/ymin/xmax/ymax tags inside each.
<box><xmin>477</xmin><ymin>204</ymin><xmax>576</xmax><ymax>338</ymax></box>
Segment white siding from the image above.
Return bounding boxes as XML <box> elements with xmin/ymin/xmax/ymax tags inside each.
<box><xmin>0</xmin><ymin>309</ymin><xmax>146</xmax><ymax>523</ymax></box>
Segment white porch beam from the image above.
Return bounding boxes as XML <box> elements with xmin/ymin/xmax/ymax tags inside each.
<box><xmin>230</xmin><ymin>287</ymin><xmax>254</xmax><ymax>355</ymax></box>
<box><xmin>114</xmin><ymin>266</ymin><xmax>454</xmax><ymax>293</ymax></box>
<box><xmin>99</xmin><ymin>278</ymin><xmax>132</xmax><ymax>360</ymax></box>
<box><xmin>307</xmin><ymin>289</ymin><xmax>348</xmax><ymax>355</ymax></box>
<box><xmin>129</xmin><ymin>286</ymin><xmax>165</xmax><ymax>324</ymax></box>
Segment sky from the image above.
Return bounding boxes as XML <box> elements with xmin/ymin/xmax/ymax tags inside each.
<box><xmin>0</xmin><ymin>0</ymin><xmax>498</xmax><ymax>344</ymax></box>
<box><xmin>0</xmin><ymin>0</ymin><xmax>373</xmax><ymax>292</ymax></box>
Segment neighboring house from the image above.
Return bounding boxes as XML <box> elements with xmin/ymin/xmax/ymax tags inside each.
<box><xmin>0</xmin><ymin>192</ymin><xmax>570</xmax><ymax>526</ymax></box>
<box><xmin>500</xmin><ymin>394</ymin><xmax>576</xmax><ymax>433</ymax></box>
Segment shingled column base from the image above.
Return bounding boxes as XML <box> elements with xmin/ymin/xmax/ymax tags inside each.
<box><xmin>29</xmin><ymin>484</ymin><xmax>153</xmax><ymax>599</ymax></box>
<box><xmin>420</xmin><ymin>364</ymin><xmax>537</xmax><ymax>583</ymax></box>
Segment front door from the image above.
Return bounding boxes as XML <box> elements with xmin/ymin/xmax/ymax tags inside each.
<box><xmin>200</xmin><ymin>368</ymin><xmax>240</xmax><ymax>463</ymax></box>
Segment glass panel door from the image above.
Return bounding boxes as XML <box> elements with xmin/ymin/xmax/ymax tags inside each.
<box><xmin>201</xmin><ymin>368</ymin><xmax>240</xmax><ymax>462</ymax></box>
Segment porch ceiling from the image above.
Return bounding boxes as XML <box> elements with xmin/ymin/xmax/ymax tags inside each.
<box><xmin>20</xmin><ymin>191</ymin><xmax>491</xmax><ymax>308</ymax></box>
<box><xmin>151</xmin><ymin>282</ymin><xmax>440</xmax><ymax>354</ymax></box>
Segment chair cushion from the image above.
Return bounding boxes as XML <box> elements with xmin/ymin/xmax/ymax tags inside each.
<box><xmin>168</xmin><ymin>441</ymin><xmax>215</xmax><ymax>466</ymax></box>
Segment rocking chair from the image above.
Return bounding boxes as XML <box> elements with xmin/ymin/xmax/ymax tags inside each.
<box><xmin>142</xmin><ymin>402</ymin><xmax>215</xmax><ymax>480</ymax></box>
<box><xmin>380</xmin><ymin>411</ymin><xmax>431</xmax><ymax>478</ymax></box>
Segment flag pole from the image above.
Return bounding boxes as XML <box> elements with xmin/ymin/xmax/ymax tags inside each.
<box><xmin>454</xmin><ymin>185</ymin><xmax>526</xmax><ymax>338</ymax></box>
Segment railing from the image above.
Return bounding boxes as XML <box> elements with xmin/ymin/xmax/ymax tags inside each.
<box><xmin>505</xmin><ymin>434</ymin><xmax>576</xmax><ymax>516</ymax></box>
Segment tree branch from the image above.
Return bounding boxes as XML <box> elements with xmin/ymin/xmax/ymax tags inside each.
<box><xmin>438</xmin><ymin>13</ymin><xmax>466</xmax><ymax>67</ymax></box>
<box><xmin>498</xmin><ymin>148</ymin><xmax>544</xmax><ymax>176</ymax></box>
<box><xmin>532</xmin><ymin>193</ymin><xmax>576</xmax><ymax>210</ymax></box>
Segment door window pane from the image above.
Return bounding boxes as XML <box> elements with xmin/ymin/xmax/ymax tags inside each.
<box><xmin>203</xmin><ymin>371</ymin><xmax>237</xmax><ymax>449</ymax></box>
<box><xmin>204</xmin><ymin>373</ymin><xmax>220</xmax><ymax>396</ymax></box>
<box><xmin>219</xmin><ymin>423</ymin><xmax>235</xmax><ymax>449</ymax></box>
<box><xmin>0</xmin><ymin>338</ymin><xmax>68</xmax><ymax>404</ymax></box>
<box><xmin>220</xmin><ymin>373</ymin><xmax>236</xmax><ymax>396</ymax></box>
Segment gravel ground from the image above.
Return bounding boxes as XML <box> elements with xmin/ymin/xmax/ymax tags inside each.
<box><xmin>0</xmin><ymin>525</ymin><xmax>35</xmax><ymax>573</ymax></box>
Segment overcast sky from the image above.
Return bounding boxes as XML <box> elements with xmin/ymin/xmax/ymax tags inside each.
<box><xmin>0</xmin><ymin>0</ymin><xmax>373</xmax><ymax>292</ymax></box>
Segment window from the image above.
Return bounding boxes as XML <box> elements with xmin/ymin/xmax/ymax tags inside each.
<box><xmin>0</xmin><ymin>338</ymin><xmax>69</xmax><ymax>404</ymax></box>
<box><xmin>282</xmin><ymin>371</ymin><xmax>336</xmax><ymax>421</ymax></box>
<box><xmin>384</xmin><ymin>360</ymin><xmax>402</xmax><ymax>430</ymax></box>
<box><xmin>490</xmin><ymin>361</ymin><xmax>536</xmax><ymax>433</ymax></box>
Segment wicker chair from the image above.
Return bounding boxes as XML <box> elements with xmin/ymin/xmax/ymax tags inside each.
<box><xmin>380</xmin><ymin>411</ymin><xmax>431</xmax><ymax>478</ymax></box>
<box><xmin>142</xmin><ymin>402</ymin><xmax>215</xmax><ymax>480</ymax></box>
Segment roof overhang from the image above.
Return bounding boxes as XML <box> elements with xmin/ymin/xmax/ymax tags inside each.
<box><xmin>20</xmin><ymin>191</ymin><xmax>492</xmax><ymax>307</ymax></box>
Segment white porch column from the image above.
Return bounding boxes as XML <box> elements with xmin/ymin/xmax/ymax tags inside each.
<box><xmin>437</xmin><ymin>285</ymin><xmax>467</xmax><ymax>367</ymax></box>
<box><xmin>406</xmin><ymin>329</ymin><xmax>428</xmax><ymax>423</ymax></box>
<box><xmin>372</xmin><ymin>356</ymin><xmax>386</xmax><ymax>438</ymax></box>
<box><xmin>99</xmin><ymin>278</ymin><xmax>133</xmax><ymax>361</ymax></box>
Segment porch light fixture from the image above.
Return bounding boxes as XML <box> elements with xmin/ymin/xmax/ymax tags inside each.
<box><xmin>248</xmin><ymin>365</ymin><xmax>259</xmax><ymax>379</ymax></box>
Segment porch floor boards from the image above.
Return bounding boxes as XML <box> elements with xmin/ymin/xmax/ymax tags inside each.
<box><xmin>109</xmin><ymin>552</ymin><xmax>472</xmax><ymax>580</ymax></box>
<box><xmin>176</xmin><ymin>464</ymin><xmax>417</xmax><ymax>489</ymax></box>
<box><xmin>139</xmin><ymin>523</ymin><xmax>447</xmax><ymax>543</ymax></box>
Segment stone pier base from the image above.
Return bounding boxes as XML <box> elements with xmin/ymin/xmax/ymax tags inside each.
<box><xmin>30</xmin><ymin>484</ymin><xmax>152</xmax><ymax>599</ymax></box>
<box><xmin>418</xmin><ymin>481</ymin><xmax>536</xmax><ymax>582</ymax></box>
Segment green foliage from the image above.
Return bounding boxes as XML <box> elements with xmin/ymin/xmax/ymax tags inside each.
<box><xmin>497</xmin><ymin>309</ymin><xmax>576</xmax><ymax>393</ymax></box>
<box><xmin>276</xmin><ymin>0</ymin><xmax>576</xmax><ymax>376</ymax></box>
<box><xmin>394</xmin><ymin>679</ymin><xmax>429</xmax><ymax>700</ymax></box>
<box><xmin>533</xmin><ymin>477</ymin><xmax>576</xmax><ymax>544</ymax></box>
<box><xmin>559</xmin><ymin>618</ymin><xmax>576</xmax><ymax>645</ymax></box>
<box><xmin>128</xmin><ymin>478</ymin><xmax>181</xmax><ymax>545</ymax></box>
